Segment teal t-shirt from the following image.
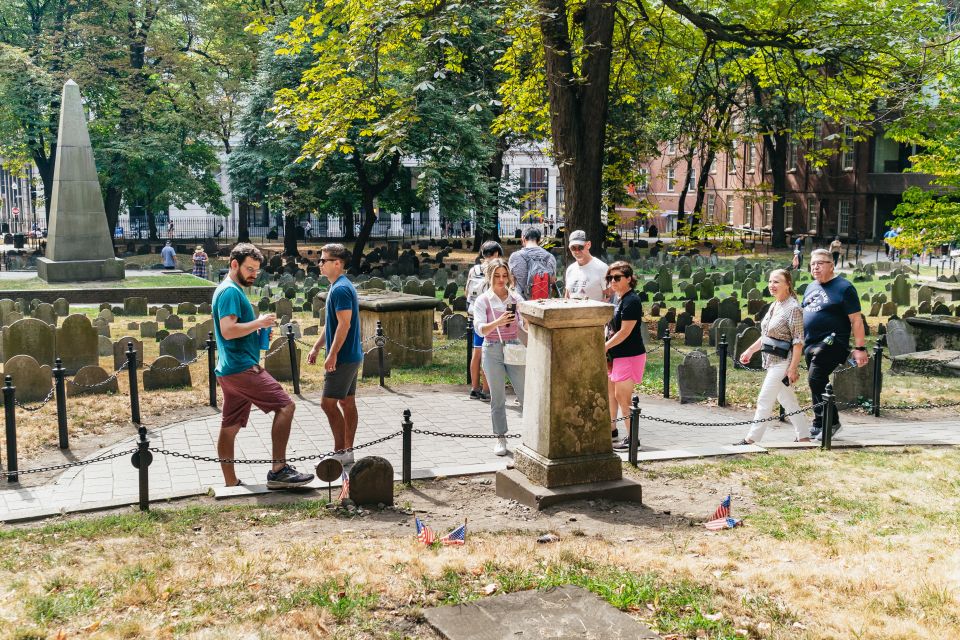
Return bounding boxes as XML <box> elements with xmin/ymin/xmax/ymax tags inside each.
<box><xmin>325</xmin><ymin>275</ymin><xmax>363</xmax><ymax>364</ymax></box>
<box><xmin>212</xmin><ymin>278</ymin><xmax>260</xmax><ymax>376</ymax></box>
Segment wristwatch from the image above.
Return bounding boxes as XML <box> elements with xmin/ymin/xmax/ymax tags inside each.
<box><xmin>854</xmin><ymin>346</ymin><xmax>867</xmax><ymax>351</ymax></box>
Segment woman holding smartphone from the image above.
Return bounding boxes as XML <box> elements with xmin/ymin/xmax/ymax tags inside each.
<box><xmin>734</xmin><ymin>269</ymin><xmax>810</xmax><ymax>444</ymax></box>
<box><xmin>604</xmin><ymin>261</ymin><xmax>646</xmax><ymax>451</ymax></box>
<box><xmin>473</xmin><ymin>258</ymin><xmax>526</xmax><ymax>456</ymax></box>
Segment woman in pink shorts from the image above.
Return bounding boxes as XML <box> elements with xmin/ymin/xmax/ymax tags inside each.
<box><xmin>604</xmin><ymin>261</ymin><xmax>646</xmax><ymax>451</ymax></box>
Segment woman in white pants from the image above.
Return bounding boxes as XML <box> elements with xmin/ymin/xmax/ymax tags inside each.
<box><xmin>734</xmin><ymin>269</ymin><xmax>811</xmax><ymax>444</ymax></box>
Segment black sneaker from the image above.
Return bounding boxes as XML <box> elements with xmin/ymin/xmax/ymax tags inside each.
<box><xmin>809</xmin><ymin>426</ymin><xmax>823</xmax><ymax>439</ymax></box>
<box><xmin>815</xmin><ymin>424</ymin><xmax>842</xmax><ymax>441</ymax></box>
<box><xmin>613</xmin><ymin>437</ymin><xmax>631</xmax><ymax>451</ymax></box>
<box><xmin>611</xmin><ymin>429</ymin><xmax>619</xmax><ymax>440</ymax></box>
<box><xmin>732</xmin><ymin>439</ymin><xmax>753</xmax><ymax>446</ymax></box>
<box><xmin>479</xmin><ymin>391</ymin><xmax>490</xmax><ymax>402</ymax></box>
<box><xmin>469</xmin><ymin>389</ymin><xmax>482</xmax><ymax>400</ymax></box>
<box><xmin>266</xmin><ymin>465</ymin><xmax>314</xmax><ymax>490</ymax></box>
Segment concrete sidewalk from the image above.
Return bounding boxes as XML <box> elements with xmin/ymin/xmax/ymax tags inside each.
<box><xmin>1</xmin><ymin>388</ymin><xmax>957</xmax><ymax>522</ymax></box>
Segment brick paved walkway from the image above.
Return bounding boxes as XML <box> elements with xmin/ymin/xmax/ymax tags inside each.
<box><xmin>1</xmin><ymin>387</ymin><xmax>958</xmax><ymax>522</ymax></box>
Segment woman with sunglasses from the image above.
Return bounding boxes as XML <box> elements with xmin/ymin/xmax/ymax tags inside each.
<box><xmin>473</xmin><ymin>258</ymin><xmax>526</xmax><ymax>456</ymax></box>
<box><xmin>604</xmin><ymin>261</ymin><xmax>646</xmax><ymax>451</ymax></box>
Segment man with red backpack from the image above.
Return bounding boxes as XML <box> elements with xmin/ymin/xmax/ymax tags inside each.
<box><xmin>508</xmin><ymin>227</ymin><xmax>557</xmax><ymax>300</ymax></box>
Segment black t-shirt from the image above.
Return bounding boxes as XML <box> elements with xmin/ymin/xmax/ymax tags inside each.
<box><xmin>801</xmin><ymin>276</ymin><xmax>861</xmax><ymax>346</ymax></box>
<box><xmin>609</xmin><ymin>290</ymin><xmax>646</xmax><ymax>359</ymax></box>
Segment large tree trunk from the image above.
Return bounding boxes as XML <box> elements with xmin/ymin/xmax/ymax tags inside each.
<box><xmin>766</xmin><ymin>132</ymin><xmax>789</xmax><ymax>248</ymax></box>
<box><xmin>350</xmin><ymin>152</ymin><xmax>400</xmax><ymax>271</ymax></box>
<box><xmin>237</xmin><ymin>199</ymin><xmax>251</xmax><ymax>242</ymax></box>
<box><xmin>474</xmin><ymin>136</ymin><xmax>507</xmax><ymax>248</ymax></box>
<box><xmin>32</xmin><ymin>150</ymin><xmax>55</xmax><ymax>221</ymax></box>
<box><xmin>539</xmin><ymin>0</ymin><xmax>615</xmax><ymax>250</ymax></box>
<box><xmin>691</xmin><ymin>149</ymin><xmax>716</xmax><ymax>230</ymax></box>
<box><xmin>104</xmin><ymin>186</ymin><xmax>122</xmax><ymax>237</ymax></box>
<box><xmin>283</xmin><ymin>200</ymin><xmax>300</xmax><ymax>256</ymax></box>
<box><xmin>675</xmin><ymin>151</ymin><xmax>697</xmax><ymax>231</ymax></box>
<box><xmin>352</xmin><ymin>192</ymin><xmax>377</xmax><ymax>271</ymax></box>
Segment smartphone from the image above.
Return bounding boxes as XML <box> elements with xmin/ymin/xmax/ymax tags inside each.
<box><xmin>781</xmin><ymin>375</ymin><xmax>790</xmax><ymax>386</ymax></box>
<box><xmin>506</xmin><ymin>303</ymin><xmax>517</xmax><ymax>320</ymax></box>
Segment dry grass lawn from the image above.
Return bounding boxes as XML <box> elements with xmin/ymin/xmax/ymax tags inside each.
<box><xmin>1</xmin><ymin>447</ymin><xmax>958</xmax><ymax>639</ymax></box>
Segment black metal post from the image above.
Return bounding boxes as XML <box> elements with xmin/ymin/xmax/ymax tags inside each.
<box><xmin>821</xmin><ymin>383</ymin><xmax>837</xmax><ymax>451</ymax></box>
<box><xmin>127</xmin><ymin>341</ymin><xmax>141</xmax><ymax>425</ymax></box>
<box><xmin>717</xmin><ymin>333</ymin><xmax>728</xmax><ymax>407</ymax></box>
<box><xmin>779</xmin><ymin>405</ymin><xmax>786</xmax><ymax>422</ymax></box>
<box><xmin>54</xmin><ymin>357</ymin><xmax>68</xmax><ymax>449</ymax></box>
<box><xmin>137</xmin><ymin>425</ymin><xmax>150</xmax><ymax>511</ymax></box>
<box><xmin>207</xmin><ymin>332</ymin><xmax>217</xmax><ymax>408</ymax></box>
<box><xmin>286</xmin><ymin>324</ymin><xmax>300</xmax><ymax>395</ymax></box>
<box><xmin>662</xmin><ymin>333</ymin><xmax>672</xmax><ymax>399</ymax></box>
<box><xmin>3</xmin><ymin>376</ymin><xmax>17</xmax><ymax>482</ymax></box>
<box><xmin>465</xmin><ymin>315</ymin><xmax>474</xmax><ymax>386</ymax></box>
<box><xmin>376</xmin><ymin>320</ymin><xmax>386</xmax><ymax>387</ymax></box>
<box><xmin>628</xmin><ymin>395</ymin><xmax>640</xmax><ymax>467</ymax></box>
<box><xmin>872</xmin><ymin>341</ymin><xmax>884</xmax><ymax>418</ymax></box>
<box><xmin>402</xmin><ymin>409</ymin><xmax>412</xmax><ymax>485</ymax></box>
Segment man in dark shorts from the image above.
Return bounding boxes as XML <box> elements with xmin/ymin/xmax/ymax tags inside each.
<box><xmin>212</xmin><ymin>243</ymin><xmax>314</xmax><ymax>489</ymax></box>
<box><xmin>802</xmin><ymin>248</ymin><xmax>868</xmax><ymax>441</ymax></box>
<box><xmin>308</xmin><ymin>244</ymin><xmax>363</xmax><ymax>466</ymax></box>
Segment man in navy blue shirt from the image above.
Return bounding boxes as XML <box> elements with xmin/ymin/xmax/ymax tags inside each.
<box><xmin>802</xmin><ymin>249</ymin><xmax>869</xmax><ymax>440</ymax></box>
<box><xmin>308</xmin><ymin>244</ymin><xmax>363</xmax><ymax>466</ymax></box>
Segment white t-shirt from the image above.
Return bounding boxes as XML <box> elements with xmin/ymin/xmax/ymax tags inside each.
<box><xmin>565</xmin><ymin>257</ymin><xmax>608</xmax><ymax>301</ymax></box>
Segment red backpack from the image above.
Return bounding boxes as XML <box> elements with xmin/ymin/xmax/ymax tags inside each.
<box><xmin>525</xmin><ymin>252</ymin><xmax>554</xmax><ymax>300</ymax></box>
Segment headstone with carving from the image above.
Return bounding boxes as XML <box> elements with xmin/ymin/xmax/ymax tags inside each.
<box><xmin>143</xmin><ymin>355</ymin><xmax>192</xmax><ymax>390</ymax></box>
<box><xmin>56</xmin><ymin>313</ymin><xmax>99</xmax><ymax>374</ymax></box>
<box><xmin>677</xmin><ymin>351</ymin><xmax>716</xmax><ymax>403</ymax></box>
<box><xmin>2</xmin><ymin>355</ymin><xmax>52</xmax><ymax>402</ymax></box>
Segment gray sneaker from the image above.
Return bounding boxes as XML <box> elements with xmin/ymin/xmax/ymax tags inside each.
<box><xmin>266</xmin><ymin>465</ymin><xmax>314</xmax><ymax>490</ymax></box>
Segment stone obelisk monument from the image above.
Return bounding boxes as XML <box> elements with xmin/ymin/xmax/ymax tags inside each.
<box><xmin>37</xmin><ymin>80</ymin><xmax>124</xmax><ymax>283</ymax></box>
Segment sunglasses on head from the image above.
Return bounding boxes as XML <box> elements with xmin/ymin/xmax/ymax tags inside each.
<box><xmin>569</xmin><ymin>244</ymin><xmax>585</xmax><ymax>251</ymax></box>
<box><xmin>605</xmin><ymin>274</ymin><xmax>626</xmax><ymax>283</ymax></box>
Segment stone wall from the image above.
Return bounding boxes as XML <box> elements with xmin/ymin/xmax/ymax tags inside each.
<box><xmin>0</xmin><ymin>287</ymin><xmax>215</xmax><ymax>305</ymax></box>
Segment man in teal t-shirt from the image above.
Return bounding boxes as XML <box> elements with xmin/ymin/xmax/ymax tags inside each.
<box><xmin>211</xmin><ymin>243</ymin><xmax>313</xmax><ymax>489</ymax></box>
<box><xmin>308</xmin><ymin>243</ymin><xmax>363</xmax><ymax>466</ymax></box>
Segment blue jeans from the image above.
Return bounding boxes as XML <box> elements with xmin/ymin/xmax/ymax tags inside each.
<box><xmin>481</xmin><ymin>341</ymin><xmax>526</xmax><ymax>436</ymax></box>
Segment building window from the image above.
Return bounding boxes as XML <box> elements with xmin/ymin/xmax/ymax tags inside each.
<box><xmin>706</xmin><ymin>194</ymin><xmax>715</xmax><ymax>221</ymax></box>
<box><xmin>666</xmin><ymin>167</ymin><xmax>676</xmax><ymax>192</ymax></box>
<box><xmin>838</xmin><ymin>200</ymin><xmax>851</xmax><ymax>235</ymax></box>
<box><xmin>763</xmin><ymin>143</ymin><xmax>772</xmax><ymax>173</ymax></box>
<box><xmin>763</xmin><ymin>201</ymin><xmax>773</xmax><ymax>227</ymax></box>
<box><xmin>807</xmin><ymin>197</ymin><xmax>818</xmax><ymax>232</ymax></box>
<box><xmin>842</xmin><ymin>126</ymin><xmax>855</xmax><ymax>170</ymax></box>
<box><xmin>743</xmin><ymin>197</ymin><xmax>753</xmax><ymax>227</ymax></box>
<box><xmin>667</xmin><ymin>140</ymin><xmax>677</xmax><ymax>155</ymax></box>
<box><xmin>787</xmin><ymin>137</ymin><xmax>799</xmax><ymax>172</ymax></box>
<box><xmin>785</xmin><ymin>202</ymin><xmax>794</xmax><ymax>230</ymax></box>
<box><xmin>728</xmin><ymin>142</ymin><xmax>737</xmax><ymax>173</ymax></box>
<box><xmin>556</xmin><ymin>182</ymin><xmax>565</xmax><ymax>219</ymax></box>
<box><xmin>709</xmin><ymin>156</ymin><xmax>717</xmax><ymax>174</ymax></box>
<box><xmin>747</xmin><ymin>144</ymin><xmax>757</xmax><ymax>173</ymax></box>
<box><xmin>519</xmin><ymin>168</ymin><xmax>548</xmax><ymax>221</ymax></box>
<box><xmin>726</xmin><ymin>195</ymin><xmax>735</xmax><ymax>225</ymax></box>
<box><xmin>687</xmin><ymin>168</ymin><xmax>696</xmax><ymax>191</ymax></box>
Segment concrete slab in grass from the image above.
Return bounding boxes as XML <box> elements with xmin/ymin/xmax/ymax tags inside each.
<box><xmin>424</xmin><ymin>584</ymin><xmax>661</xmax><ymax>640</ymax></box>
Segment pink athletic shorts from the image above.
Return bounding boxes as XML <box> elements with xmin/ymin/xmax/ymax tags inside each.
<box><xmin>217</xmin><ymin>365</ymin><xmax>292</xmax><ymax>429</ymax></box>
<box><xmin>608</xmin><ymin>353</ymin><xmax>647</xmax><ymax>383</ymax></box>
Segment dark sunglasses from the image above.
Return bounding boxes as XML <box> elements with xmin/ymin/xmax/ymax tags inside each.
<box><xmin>318</xmin><ymin>258</ymin><xmax>334</xmax><ymax>264</ymax></box>
<box><xmin>569</xmin><ymin>245</ymin><xmax>585</xmax><ymax>251</ymax></box>
<box><xmin>605</xmin><ymin>274</ymin><xmax>626</xmax><ymax>283</ymax></box>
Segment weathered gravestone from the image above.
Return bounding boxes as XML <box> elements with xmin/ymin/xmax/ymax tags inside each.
<box><xmin>2</xmin><ymin>355</ymin><xmax>52</xmax><ymax>403</ymax></box>
<box><xmin>159</xmin><ymin>333</ymin><xmax>197</xmax><ymax>364</ymax></box>
<box><xmin>885</xmin><ymin>319</ymin><xmax>916</xmax><ymax>357</ymax></box>
<box><xmin>917</xmin><ymin>285</ymin><xmax>932</xmax><ymax>306</ymax></box>
<box><xmin>734</xmin><ymin>326</ymin><xmax>762</xmax><ymax>368</ymax></box>
<box><xmin>881</xmin><ymin>301</ymin><xmax>898</xmax><ymax>316</ymax></box>
<box><xmin>933</xmin><ymin>301</ymin><xmax>951</xmax><ymax>316</ymax></box>
<box><xmin>275</xmin><ymin>298</ymin><xmax>293</xmax><ymax>319</ymax></box>
<box><xmin>677</xmin><ymin>351</ymin><xmax>716</xmax><ymax>403</ymax></box>
<box><xmin>347</xmin><ymin>456</ymin><xmax>394</xmax><ymax>506</ymax></box>
<box><xmin>143</xmin><ymin>355</ymin><xmax>192</xmax><ymax>390</ymax></box>
<box><xmin>831</xmin><ymin>362</ymin><xmax>874</xmax><ymax>408</ymax></box>
<box><xmin>98</xmin><ymin>335</ymin><xmax>113</xmax><ymax>356</ymax></box>
<box><xmin>98</xmin><ymin>308</ymin><xmax>114</xmax><ymax>323</ymax></box>
<box><xmin>2</xmin><ymin>318</ymin><xmax>56</xmax><ymax>367</ymax></box>
<box><xmin>675</xmin><ymin>311</ymin><xmax>692</xmax><ymax>335</ymax></box>
<box><xmin>684</xmin><ymin>324</ymin><xmax>703</xmax><ymax>347</ymax></box>
<box><xmin>53</xmin><ymin>297</ymin><xmax>70</xmax><ymax>317</ymax></box>
<box><xmin>918</xmin><ymin>300</ymin><xmax>932</xmax><ymax>314</ymax></box>
<box><xmin>700</xmin><ymin>297</ymin><xmax>719</xmax><ymax>324</ymax></box>
<box><xmin>56</xmin><ymin>314</ymin><xmax>99</xmax><ymax>374</ymax></box>
<box><xmin>444</xmin><ymin>313</ymin><xmax>469</xmax><ymax>339</ymax></box>
<box><xmin>891</xmin><ymin>274</ymin><xmax>911</xmax><ymax>306</ymax></box>
<box><xmin>656</xmin><ymin>266</ymin><xmax>673</xmax><ymax>293</ymax></box>
<box><xmin>164</xmin><ymin>314</ymin><xmax>184</xmax><ymax>330</ymax></box>
<box><xmin>140</xmin><ymin>321</ymin><xmax>158</xmax><ymax>339</ymax></box>
<box><xmin>187</xmin><ymin>318</ymin><xmax>215</xmax><ymax>349</ymax></box>
<box><xmin>264</xmin><ymin>337</ymin><xmax>303</xmax><ymax>382</ymax></box>
<box><xmin>33</xmin><ymin>303</ymin><xmax>57</xmax><ymax>325</ymax></box>
<box><xmin>67</xmin><ymin>365</ymin><xmax>119</xmax><ymax>397</ymax></box>
<box><xmin>124</xmin><ymin>296</ymin><xmax>148</xmax><ymax>316</ymax></box>
<box><xmin>718</xmin><ymin>296</ymin><xmax>742</xmax><ymax>323</ymax></box>
<box><xmin>113</xmin><ymin>336</ymin><xmax>144</xmax><ymax>370</ymax></box>
<box><xmin>155</xmin><ymin>308</ymin><xmax>171</xmax><ymax>323</ymax></box>
<box><xmin>94</xmin><ymin>317</ymin><xmax>111</xmax><ymax>338</ymax></box>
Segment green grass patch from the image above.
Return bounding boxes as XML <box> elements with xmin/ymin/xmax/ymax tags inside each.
<box><xmin>280</xmin><ymin>577</ymin><xmax>378</xmax><ymax>622</ymax></box>
<box><xmin>27</xmin><ymin>584</ymin><xmax>100</xmax><ymax>624</ymax></box>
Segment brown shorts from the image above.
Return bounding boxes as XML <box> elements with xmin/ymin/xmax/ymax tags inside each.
<box><xmin>217</xmin><ymin>365</ymin><xmax>292</xmax><ymax>429</ymax></box>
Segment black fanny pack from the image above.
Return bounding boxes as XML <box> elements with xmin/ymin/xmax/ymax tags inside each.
<box><xmin>760</xmin><ymin>336</ymin><xmax>792</xmax><ymax>358</ymax></box>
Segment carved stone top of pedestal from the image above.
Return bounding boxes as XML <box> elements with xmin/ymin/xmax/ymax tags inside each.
<box><xmin>518</xmin><ymin>299</ymin><xmax>613</xmax><ymax>329</ymax></box>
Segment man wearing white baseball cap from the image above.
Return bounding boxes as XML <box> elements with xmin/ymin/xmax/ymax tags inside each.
<box><xmin>564</xmin><ymin>230</ymin><xmax>609</xmax><ymax>302</ymax></box>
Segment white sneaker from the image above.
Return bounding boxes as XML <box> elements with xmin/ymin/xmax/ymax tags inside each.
<box><xmin>335</xmin><ymin>451</ymin><xmax>355</xmax><ymax>467</ymax></box>
<box><xmin>494</xmin><ymin>437</ymin><xmax>508</xmax><ymax>456</ymax></box>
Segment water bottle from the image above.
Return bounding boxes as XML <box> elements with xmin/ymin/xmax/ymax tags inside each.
<box><xmin>823</xmin><ymin>332</ymin><xmax>835</xmax><ymax>346</ymax></box>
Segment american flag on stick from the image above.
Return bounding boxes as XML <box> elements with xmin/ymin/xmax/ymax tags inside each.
<box><xmin>704</xmin><ymin>516</ymin><xmax>743</xmax><ymax>531</ymax></box>
<box><xmin>440</xmin><ymin>520</ymin><xmax>467</xmax><ymax>546</ymax></box>
<box><xmin>338</xmin><ymin>470</ymin><xmax>350</xmax><ymax>502</ymax></box>
<box><xmin>415</xmin><ymin>515</ymin><xmax>436</xmax><ymax>546</ymax></box>
<box><xmin>711</xmin><ymin>495</ymin><xmax>731</xmax><ymax>521</ymax></box>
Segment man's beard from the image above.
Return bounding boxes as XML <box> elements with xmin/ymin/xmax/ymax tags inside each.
<box><xmin>238</xmin><ymin>273</ymin><xmax>255</xmax><ymax>287</ymax></box>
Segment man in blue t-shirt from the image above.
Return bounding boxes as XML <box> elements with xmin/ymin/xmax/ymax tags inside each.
<box><xmin>308</xmin><ymin>243</ymin><xmax>363</xmax><ymax>466</ymax></box>
<box><xmin>212</xmin><ymin>243</ymin><xmax>313</xmax><ymax>489</ymax></box>
<box><xmin>160</xmin><ymin>241</ymin><xmax>176</xmax><ymax>268</ymax></box>
<box><xmin>802</xmin><ymin>248</ymin><xmax>869</xmax><ymax>440</ymax></box>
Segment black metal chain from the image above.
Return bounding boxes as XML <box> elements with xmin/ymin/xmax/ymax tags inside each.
<box><xmin>636</xmin><ymin>401</ymin><xmax>826</xmax><ymax>427</ymax></box>
<box><xmin>14</xmin><ymin>387</ymin><xmax>56</xmax><ymax>412</ymax></box>
<box><xmin>148</xmin><ymin>430</ymin><xmax>402</xmax><ymax>465</ymax></box>
<box><xmin>411</xmin><ymin>428</ymin><xmax>522</xmax><ymax>439</ymax></box>
<box><xmin>385</xmin><ymin>332</ymin><xmax>470</xmax><ymax>353</ymax></box>
<box><xmin>1</xmin><ymin>448</ymin><xmax>138</xmax><ymax>479</ymax></box>
<box><xmin>871</xmin><ymin>399</ymin><xmax>960</xmax><ymax>411</ymax></box>
<box><xmin>68</xmin><ymin>361</ymin><xmax>129</xmax><ymax>389</ymax></box>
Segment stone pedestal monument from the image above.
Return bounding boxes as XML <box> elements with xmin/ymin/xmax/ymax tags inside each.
<box><xmin>496</xmin><ymin>299</ymin><xmax>643</xmax><ymax>509</ymax></box>
<box><xmin>37</xmin><ymin>80</ymin><xmax>125</xmax><ymax>283</ymax></box>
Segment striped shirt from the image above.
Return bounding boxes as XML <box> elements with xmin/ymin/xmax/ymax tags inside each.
<box><xmin>760</xmin><ymin>297</ymin><xmax>804</xmax><ymax>368</ymax></box>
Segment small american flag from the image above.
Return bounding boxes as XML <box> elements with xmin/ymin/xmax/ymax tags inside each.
<box><xmin>415</xmin><ymin>516</ymin><xmax>435</xmax><ymax>545</ymax></box>
<box><xmin>704</xmin><ymin>517</ymin><xmax>743</xmax><ymax>531</ymax></box>
<box><xmin>440</xmin><ymin>522</ymin><xmax>467</xmax><ymax>546</ymax></box>
<box><xmin>337</xmin><ymin>470</ymin><xmax>350</xmax><ymax>501</ymax></box>
<box><xmin>711</xmin><ymin>495</ymin><xmax>731</xmax><ymax>521</ymax></box>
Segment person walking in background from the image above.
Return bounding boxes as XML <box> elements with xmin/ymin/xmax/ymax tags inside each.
<box><xmin>160</xmin><ymin>240</ymin><xmax>176</xmax><ymax>269</ymax></box>
<box><xmin>830</xmin><ymin>237</ymin><xmax>843</xmax><ymax>267</ymax></box>
<box><xmin>802</xmin><ymin>248</ymin><xmax>868</xmax><ymax>441</ymax></box>
<box><xmin>308</xmin><ymin>243</ymin><xmax>363</xmax><ymax>467</ymax></box>
<box><xmin>508</xmin><ymin>227</ymin><xmax>556</xmax><ymax>300</ymax></box>
<box><xmin>604</xmin><ymin>261</ymin><xmax>646</xmax><ymax>450</ymax></box>
<box><xmin>212</xmin><ymin>243</ymin><xmax>314</xmax><ymax>489</ymax></box>
<box><xmin>192</xmin><ymin>245</ymin><xmax>208</xmax><ymax>279</ymax></box>
<box><xmin>733</xmin><ymin>269</ymin><xmax>810</xmax><ymax>445</ymax></box>
<box><xmin>564</xmin><ymin>230</ymin><xmax>609</xmax><ymax>302</ymax></box>
<box><xmin>473</xmin><ymin>258</ymin><xmax>526</xmax><ymax>457</ymax></box>
<box><xmin>465</xmin><ymin>240</ymin><xmax>504</xmax><ymax>402</ymax></box>
<box><xmin>167</xmin><ymin>220</ymin><xmax>175</xmax><ymax>239</ymax></box>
